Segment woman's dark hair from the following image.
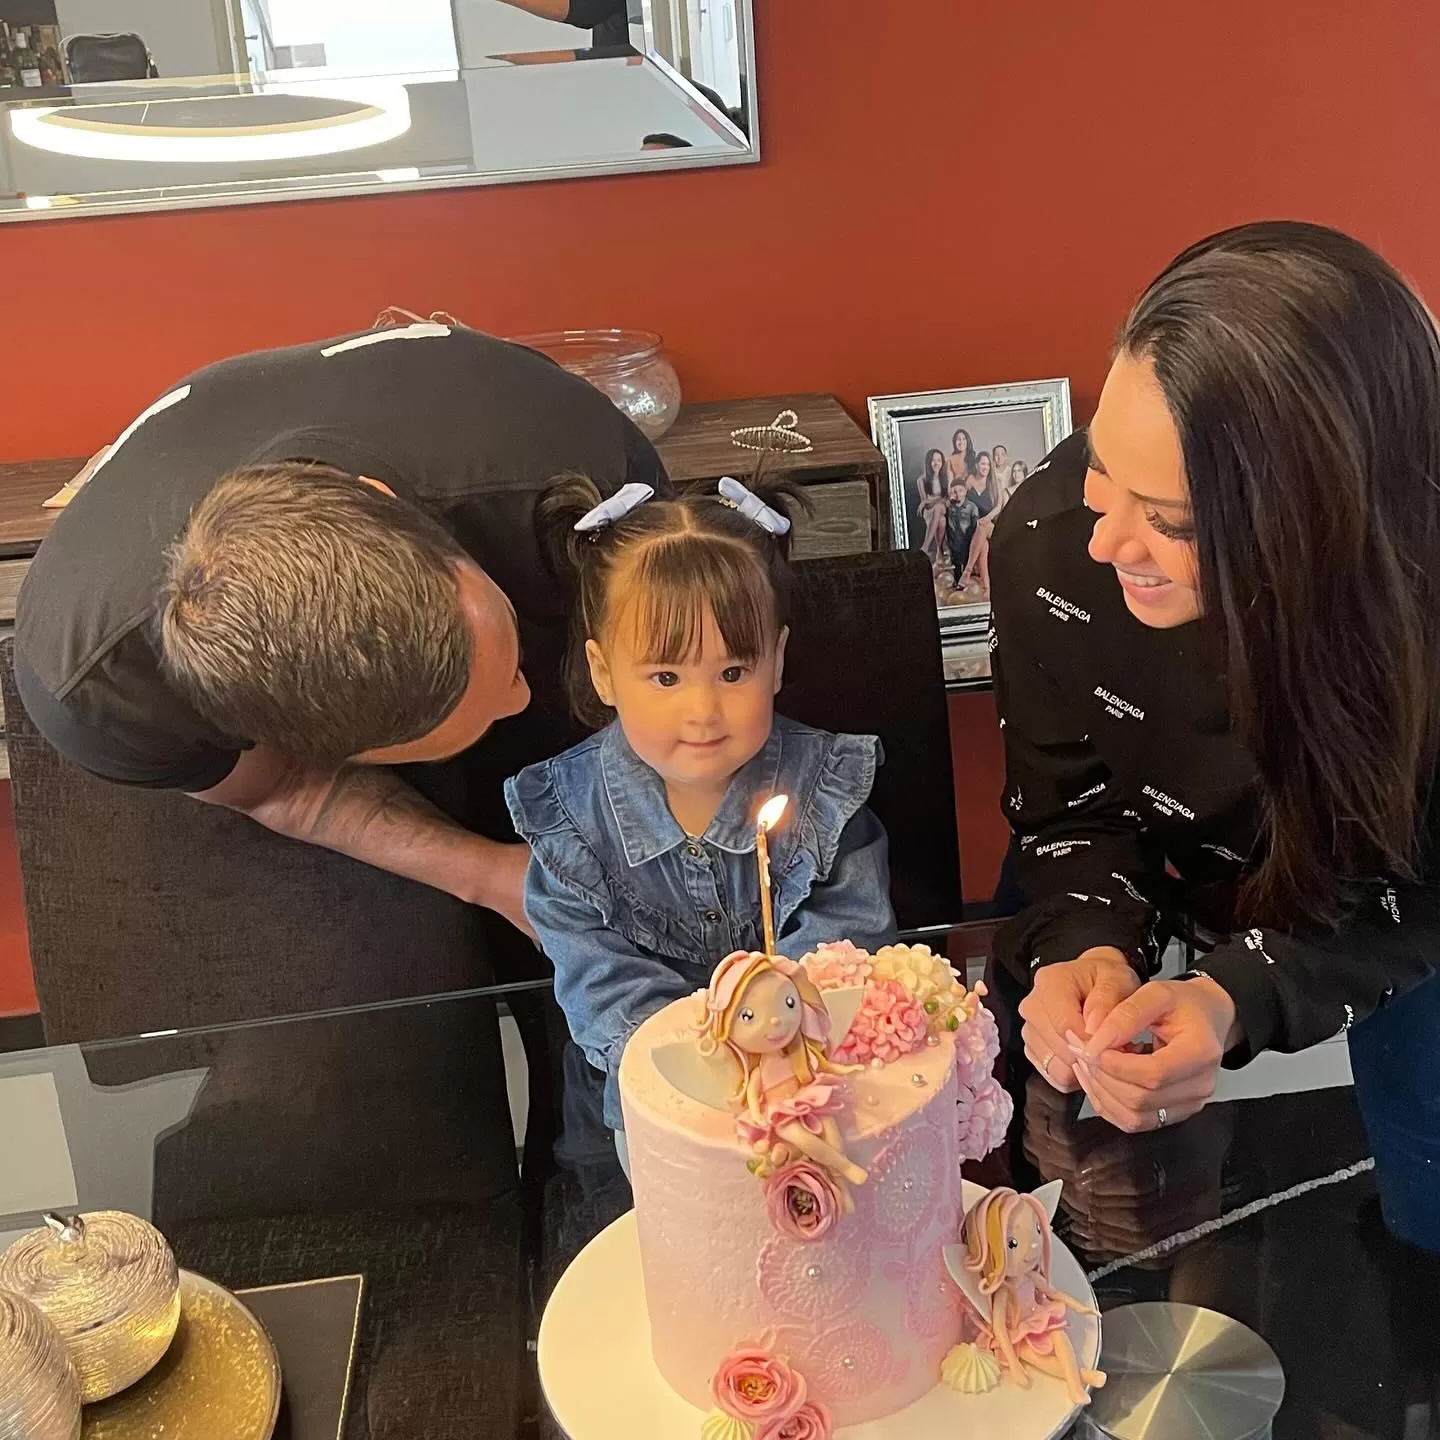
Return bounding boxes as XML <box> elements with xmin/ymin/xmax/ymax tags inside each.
<box><xmin>1118</xmin><ymin>220</ymin><xmax>1440</xmax><ymax>925</ymax></box>
<box><xmin>921</xmin><ymin>448</ymin><xmax>947</xmax><ymax>495</ymax></box>
<box><xmin>972</xmin><ymin>451</ymin><xmax>999</xmax><ymax>507</ymax></box>
<box><xmin>537</xmin><ymin>463</ymin><xmax>807</xmax><ymax>729</ymax></box>
<box><xmin>951</xmin><ymin>428</ymin><xmax>975</xmax><ymax>470</ymax></box>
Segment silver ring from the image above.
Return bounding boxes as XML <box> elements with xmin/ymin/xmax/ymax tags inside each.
<box><xmin>1156</xmin><ymin>1106</ymin><xmax>1168</xmax><ymax>1129</ymax></box>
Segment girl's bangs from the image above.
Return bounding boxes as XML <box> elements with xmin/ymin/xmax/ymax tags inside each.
<box><xmin>621</xmin><ymin>536</ymin><xmax>773</xmax><ymax>664</ymax></box>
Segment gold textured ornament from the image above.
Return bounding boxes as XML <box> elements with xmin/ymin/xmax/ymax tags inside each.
<box><xmin>82</xmin><ymin>1271</ymin><xmax>281</xmax><ymax>1440</ymax></box>
<box><xmin>0</xmin><ymin>1213</ymin><xmax>181</xmax><ymax>1403</ymax></box>
<box><xmin>0</xmin><ymin>1286</ymin><xmax>83</xmax><ymax>1440</ymax></box>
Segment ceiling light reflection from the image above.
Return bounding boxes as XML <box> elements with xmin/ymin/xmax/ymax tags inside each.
<box><xmin>9</xmin><ymin>80</ymin><xmax>412</xmax><ymax>164</ymax></box>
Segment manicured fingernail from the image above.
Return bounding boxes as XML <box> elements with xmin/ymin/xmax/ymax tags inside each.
<box><xmin>1065</xmin><ymin>1030</ymin><xmax>1086</xmax><ymax>1053</ymax></box>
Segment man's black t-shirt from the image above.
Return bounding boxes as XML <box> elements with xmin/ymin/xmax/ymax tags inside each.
<box><xmin>14</xmin><ymin>323</ymin><xmax>668</xmax><ymax>793</ymax></box>
<box><xmin>566</xmin><ymin>0</ymin><xmax>631</xmax><ymax>47</ymax></box>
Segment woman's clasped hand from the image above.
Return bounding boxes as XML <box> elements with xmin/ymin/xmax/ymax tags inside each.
<box><xmin>1019</xmin><ymin>947</ymin><xmax>1241</xmax><ymax>1133</ymax></box>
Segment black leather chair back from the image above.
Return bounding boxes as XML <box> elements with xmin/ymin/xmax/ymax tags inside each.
<box><xmin>781</xmin><ymin>550</ymin><xmax>962</xmax><ymax>932</ymax></box>
<box><xmin>63</xmin><ymin>33</ymin><xmax>157</xmax><ymax>82</ymax></box>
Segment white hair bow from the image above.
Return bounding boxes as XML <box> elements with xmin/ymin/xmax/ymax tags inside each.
<box><xmin>718</xmin><ymin>476</ymin><xmax>791</xmax><ymax>536</ymax></box>
<box><xmin>573</xmin><ymin>482</ymin><xmax>655</xmax><ymax>533</ymax></box>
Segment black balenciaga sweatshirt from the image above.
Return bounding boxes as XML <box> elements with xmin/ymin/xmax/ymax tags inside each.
<box><xmin>989</xmin><ymin>430</ymin><xmax>1438</xmax><ymax>1063</ymax></box>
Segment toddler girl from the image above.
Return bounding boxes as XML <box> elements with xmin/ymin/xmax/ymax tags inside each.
<box><xmin>505</xmin><ymin>474</ymin><xmax>897</xmax><ymax>1127</ymax></box>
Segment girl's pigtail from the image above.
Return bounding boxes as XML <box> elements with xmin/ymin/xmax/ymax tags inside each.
<box><xmin>536</xmin><ymin>470</ymin><xmax>607</xmax><ymax>582</ymax></box>
<box><xmin>720</xmin><ymin>445</ymin><xmax>813</xmax><ymax>561</ymax></box>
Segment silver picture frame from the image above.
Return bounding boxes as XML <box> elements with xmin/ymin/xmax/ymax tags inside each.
<box><xmin>869</xmin><ymin>379</ymin><xmax>1073</xmax><ymax>687</ymax></box>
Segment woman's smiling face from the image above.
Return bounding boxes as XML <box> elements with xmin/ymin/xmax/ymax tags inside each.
<box><xmin>1083</xmin><ymin>352</ymin><xmax>1202</xmax><ymax>628</ymax></box>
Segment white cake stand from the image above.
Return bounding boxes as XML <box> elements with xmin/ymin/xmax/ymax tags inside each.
<box><xmin>538</xmin><ymin>1184</ymin><xmax>1101</xmax><ymax>1440</ymax></box>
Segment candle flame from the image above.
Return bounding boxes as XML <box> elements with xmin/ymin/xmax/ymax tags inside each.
<box><xmin>757</xmin><ymin>794</ymin><xmax>789</xmax><ymax>832</ymax></box>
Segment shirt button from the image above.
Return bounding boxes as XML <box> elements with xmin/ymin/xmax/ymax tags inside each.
<box><xmin>705</xmin><ymin>909</ymin><xmax>722</xmax><ymax>925</ymax></box>
<box><xmin>685</xmin><ymin>842</ymin><xmax>705</xmax><ymax>859</ymax></box>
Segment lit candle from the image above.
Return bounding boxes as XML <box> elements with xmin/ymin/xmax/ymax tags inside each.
<box><xmin>755</xmin><ymin>794</ymin><xmax>789</xmax><ymax>956</ymax></box>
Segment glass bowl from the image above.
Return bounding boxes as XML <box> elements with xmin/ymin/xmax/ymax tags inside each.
<box><xmin>510</xmin><ymin>328</ymin><xmax>682</xmax><ymax>440</ymax></box>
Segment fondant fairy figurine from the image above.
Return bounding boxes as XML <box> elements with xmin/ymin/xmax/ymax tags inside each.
<box><xmin>653</xmin><ymin>950</ymin><xmax>867</xmax><ymax>1202</ymax></box>
<box><xmin>705</xmin><ymin>950</ymin><xmax>867</xmax><ymax>1190</ymax></box>
<box><xmin>944</xmin><ymin>1183</ymin><xmax>1105</xmax><ymax>1407</ymax></box>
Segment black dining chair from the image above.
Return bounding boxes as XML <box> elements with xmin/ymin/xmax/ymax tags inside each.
<box><xmin>780</xmin><ymin>549</ymin><xmax>963</xmax><ymax>932</ymax></box>
<box><xmin>62</xmin><ymin>33</ymin><xmax>158</xmax><ymax>83</ymax></box>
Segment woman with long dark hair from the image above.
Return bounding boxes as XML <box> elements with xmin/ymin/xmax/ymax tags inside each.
<box><xmin>914</xmin><ymin>446</ymin><xmax>949</xmax><ymax>563</ymax></box>
<box><xmin>960</xmin><ymin>458</ymin><xmax>1029</xmax><ymax>596</ymax></box>
<box><xmin>947</xmin><ymin>427</ymin><xmax>977</xmax><ymax>485</ymax></box>
<box><xmin>992</xmin><ymin>221</ymin><xmax>1440</xmax><ymax>1247</ymax></box>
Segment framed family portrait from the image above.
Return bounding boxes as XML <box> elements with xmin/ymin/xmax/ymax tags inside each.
<box><xmin>868</xmin><ymin>379</ymin><xmax>1073</xmax><ymax>687</ymax></box>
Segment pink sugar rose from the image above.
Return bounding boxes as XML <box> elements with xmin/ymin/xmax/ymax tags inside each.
<box><xmin>712</xmin><ymin>1348</ymin><xmax>807</xmax><ymax>1424</ymax></box>
<box><xmin>955</xmin><ymin>1075</ymin><xmax>1014</xmax><ymax>1161</ymax></box>
<box><xmin>765</xmin><ymin>1161</ymin><xmax>842</xmax><ymax>1242</ymax></box>
<box><xmin>952</xmin><ymin>1003</ymin><xmax>1002</xmax><ymax>1088</ymax></box>
<box><xmin>833</xmin><ymin>978</ymin><xmax>927</xmax><ymax>1066</ymax></box>
<box><xmin>757</xmin><ymin>1400</ymin><xmax>833</xmax><ymax>1440</ymax></box>
<box><xmin>801</xmin><ymin>940</ymin><xmax>873</xmax><ymax>991</ymax></box>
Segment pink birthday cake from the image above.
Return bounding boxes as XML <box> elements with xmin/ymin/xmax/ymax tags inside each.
<box><xmin>619</xmin><ymin>941</ymin><xmax>1016</xmax><ymax>1434</ymax></box>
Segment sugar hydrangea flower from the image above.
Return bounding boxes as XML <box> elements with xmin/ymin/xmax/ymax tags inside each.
<box><xmin>800</xmin><ymin>940</ymin><xmax>873</xmax><ymax>992</ymax></box>
<box><xmin>832</xmin><ymin>978</ymin><xmax>927</xmax><ymax>1065</ymax></box>
<box><xmin>955</xmin><ymin>1075</ymin><xmax>1013</xmax><ymax>1161</ymax></box>
<box><xmin>952</xmin><ymin>1002</ymin><xmax>1002</xmax><ymax>1088</ymax></box>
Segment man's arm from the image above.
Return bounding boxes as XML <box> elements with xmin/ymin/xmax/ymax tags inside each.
<box><xmin>490</xmin><ymin>0</ymin><xmax>572</xmax><ymax>21</ymax></box>
<box><xmin>491</xmin><ymin>0</ymin><xmax>629</xmax><ymax>28</ymax></box>
<box><xmin>191</xmin><ymin>745</ymin><xmax>533</xmax><ymax>936</ymax></box>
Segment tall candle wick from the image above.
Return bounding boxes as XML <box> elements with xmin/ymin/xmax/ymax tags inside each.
<box><xmin>755</xmin><ymin>795</ymin><xmax>789</xmax><ymax>956</ymax></box>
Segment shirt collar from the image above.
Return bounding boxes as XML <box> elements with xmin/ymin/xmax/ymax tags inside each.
<box><xmin>600</xmin><ymin>722</ymin><xmax>785</xmax><ymax>867</ymax></box>
<box><xmin>248</xmin><ymin>428</ymin><xmax>407</xmax><ymax>494</ymax></box>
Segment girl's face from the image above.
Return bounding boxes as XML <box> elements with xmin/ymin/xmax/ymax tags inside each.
<box><xmin>1010</xmin><ymin>462</ymin><xmax>1027</xmax><ymax>486</ymax></box>
<box><xmin>953</xmin><ymin>432</ymin><xmax>970</xmax><ymax>458</ymax></box>
<box><xmin>729</xmin><ymin>968</ymin><xmax>803</xmax><ymax>1053</ymax></box>
<box><xmin>975</xmin><ymin>455</ymin><xmax>992</xmax><ymax>481</ymax></box>
<box><xmin>1084</xmin><ymin>352</ymin><xmax>1201</xmax><ymax>628</ymax></box>
<box><xmin>585</xmin><ymin>602</ymin><xmax>788</xmax><ymax>797</ymax></box>
<box><xmin>1003</xmin><ymin>1205</ymin><xmax>1044</xmax><ymax>1279</ymax></box>
<box><xmin>929</xmin><ymin>451</ymin><xmax>945</xmax><ymax>477</ymax></box>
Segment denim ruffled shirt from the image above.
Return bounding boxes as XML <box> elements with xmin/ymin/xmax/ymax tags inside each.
<box><xmin>504</xmin><ymin>715</ymin><xmax>898</xmax><ymax>1127</ymax></box>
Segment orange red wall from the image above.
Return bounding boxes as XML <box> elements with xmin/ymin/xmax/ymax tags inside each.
<box><xmin>0</xmin><ymin>786</ymin><xmax>37</xmax><ymax>1013</ymax></box>
<box><xmin>3</xmin><ymin>0</ymin><xmax>1439</xmax><ymax>1009</ymax></box>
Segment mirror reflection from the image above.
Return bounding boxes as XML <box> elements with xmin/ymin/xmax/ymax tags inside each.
<box><xmin>0</xmin><ymin>0</ymin><xmax>755</xmax><ymax>220</ymax></box>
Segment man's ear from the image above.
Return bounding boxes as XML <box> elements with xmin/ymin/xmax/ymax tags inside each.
<box><xmin>772</xmin><ymin>625</ymin><xmax>790</xmax><ymax>696</ymax></box>
<box><xmin>585</xmin><ymin>638</ymin><xmax>616</xmax><ymax>707</ymax></box>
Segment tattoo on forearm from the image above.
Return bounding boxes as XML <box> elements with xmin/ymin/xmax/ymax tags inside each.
<box><xmin>306</xmin><ymin>766</ymin><xmax>465</xmax><ymax>852</ymax></box>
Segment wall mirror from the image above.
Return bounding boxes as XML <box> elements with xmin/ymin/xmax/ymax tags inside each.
<box><xmin>0</xmin><ymin>0</ymin><xmax>756</xmax><ymax>222</ymax></box>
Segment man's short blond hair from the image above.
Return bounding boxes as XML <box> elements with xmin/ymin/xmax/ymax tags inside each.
<box><xmin>160</xmin><ymin>463</ymin><xmax>471</xmax><ymax>769</ymax></box>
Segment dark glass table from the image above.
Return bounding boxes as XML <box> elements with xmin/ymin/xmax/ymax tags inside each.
<box><xmin>1</xmin><ymin>943</ymin><xmax>1436</xmax><ymax>1439</ymax></box>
